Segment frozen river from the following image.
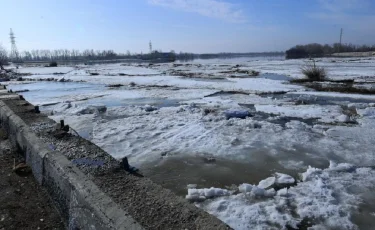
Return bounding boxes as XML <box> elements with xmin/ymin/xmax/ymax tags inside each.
<box><xmin>6</xmin><ymin>56</ymin><xmax>375</xmax><ymax>229</ymax></box>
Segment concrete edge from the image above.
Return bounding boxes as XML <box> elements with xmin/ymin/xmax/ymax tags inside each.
<box><xmin>0</xmin><ymin>100</ymin><xmax>144</xmax><ymax>230</ymax></box>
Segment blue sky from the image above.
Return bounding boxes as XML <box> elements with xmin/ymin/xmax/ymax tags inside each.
<box><xmin>0</xmin><ymin>0</ymin><xmax>374</xmax><ymax>53</ymax></box>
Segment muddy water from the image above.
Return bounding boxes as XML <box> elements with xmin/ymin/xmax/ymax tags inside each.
<box><xmin>352</xmin><ymin>190</ymin><xmax>375</xmax><ymax>230</ymax></box>
<box><xmin>141</xmin><ymin>146</ymin><xmax>330</xmax><ymax>196</ymax></box>
<box><xmin>141</xmin><ymin>154</ymin><xmax>285</xmax><ymax>196</ymax></box>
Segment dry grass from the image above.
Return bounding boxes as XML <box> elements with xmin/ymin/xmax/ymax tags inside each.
<box><xmin>301</xmin><ymin>60</ymin><xmax>327</xmax><ymax>81</ymax></box>
<box><xmin>304</xmin><ymin>82</ymin><xmax>375</xmax><ymax>94</ymax></box>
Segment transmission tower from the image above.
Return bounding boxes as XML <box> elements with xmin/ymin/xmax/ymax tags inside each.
<box><xmin>149</xmin><ymin>41</ymin><xmax>152</xmax><ymax>53</ymax></box>
<box><xmin>339</xmin><ymin>28</ymin><xmax>343</xmax><ymax>52</ymax></box>
<box><xmin>9</xmin><ymin>28</ymin><xmax>20</xmax><ymax>61</ymax></box>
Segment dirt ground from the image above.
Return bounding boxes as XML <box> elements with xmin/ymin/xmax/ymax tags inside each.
<box><xmin>0</xmin><ymin>127</ymin><xmax>65</xmax><ymax>230</ymax></box>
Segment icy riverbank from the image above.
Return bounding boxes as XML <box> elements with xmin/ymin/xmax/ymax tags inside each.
<box><xmin>5</xmin><ymin>56</ymin><xmax>375</xmax><ymax>229</ymax></box>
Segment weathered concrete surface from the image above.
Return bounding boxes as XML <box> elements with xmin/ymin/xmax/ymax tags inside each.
<box><xmin>0</xmin><ymin>85</ymin><xmax>230</xmax><ymax>230</ymax></box>
<box><xmin>0</xmin><ymin>89</ymin><xmax>143</xmax><ymax>229</ymax></box>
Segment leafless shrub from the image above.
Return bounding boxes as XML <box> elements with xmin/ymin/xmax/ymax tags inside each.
<box><xmin>301</xmin><ymin>60</ymin><xmax>327</xmax><ymax>81</ymax></box>
<box><xmin>0</xmin><ymin>44</ymin><xmax>8</xmax><ymax>70</ymax></box>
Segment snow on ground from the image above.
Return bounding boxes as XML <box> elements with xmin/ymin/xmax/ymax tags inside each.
<box><xmin>4</xmin><ymin>57</ymin><xmax>375</xmax><ymax>229</ymax></box>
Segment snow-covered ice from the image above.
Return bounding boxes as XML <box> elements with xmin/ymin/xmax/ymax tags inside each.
<box><xmin>196</xmin><ymin>162</ymin><xmax>375</xmax><ymax>230</ymax></box>
<box><xmin>4</xmin><ymin>56</ymin><xmax>375</xmax><ymax>229</ymax></box>
<box><xmin>17</xmin><ymin>66</ymin><xmax>75</xmax><ymax>74</ymax></box>
<box><xmin>255</xmin><ymin>104</ymin><xmax>344</xmax><ymax>123</ymax></box>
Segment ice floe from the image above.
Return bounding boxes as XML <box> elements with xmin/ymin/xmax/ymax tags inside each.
<box><xmin>193</xmin><ymin>162</ymin><xmax>375</xmax><ymax>229</ymax></box>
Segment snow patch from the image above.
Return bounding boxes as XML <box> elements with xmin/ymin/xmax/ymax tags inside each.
<box><xmin>357</xmin><ymin>107</ymin><xmax>375</xmax><ymax>118</ymax></box>
<box><xmin>194</xmin><ymin>163</ymin><xmax>375</xmax><ymax>229</ymax></box>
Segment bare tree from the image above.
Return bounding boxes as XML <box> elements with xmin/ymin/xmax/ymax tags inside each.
<box><xmin>0</xmin><ymin>44</ymin><xmax>8</xmax><ymax>70</ymax></box>
<box><xmin>22</xmin><ymin>51</ymin><xmax>32</xmax><ymax>61</ymax></box>
<box><xmin>31</xmin><ymin>50</ymin><xmax>40</xmax><ymax>60</ymax></box>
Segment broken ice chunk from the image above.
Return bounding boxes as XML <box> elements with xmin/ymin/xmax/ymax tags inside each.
<box><xmin>276</xmin><ymin>188</ymin><xmax>288</xmax><ymax>196</ymax></box>
<box><xmin>239</xmin><ymin>183</ymin><xmax>253</xmax><ymax>193</ymax></box>
<box><xmin>258</xmin><ymin>177</ymin><xmax>276</xmax><ymax>189</ymax></box>
<box><xmin>275</xmin><ymin>173</ymin><xmax>295</xmax><ymax>185</ymax></box>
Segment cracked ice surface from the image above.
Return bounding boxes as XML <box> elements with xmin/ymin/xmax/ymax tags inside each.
<box><xmin>6</xmin><ymin>56</ymin><xmax>375</xmax><ymax>229</ymax></box>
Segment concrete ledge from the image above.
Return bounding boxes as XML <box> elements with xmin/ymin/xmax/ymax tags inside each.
<box><xmin>0</xmin><ymin>87</ymin><xmax>230</xmax><ymax>230</ymax></box>
<box><xmin>0</xmin><ymin>100</ymin><xmax>143</xmax><ymax>230</ymax></box>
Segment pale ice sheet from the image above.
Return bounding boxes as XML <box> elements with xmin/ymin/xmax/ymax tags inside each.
<box><xmin>17</xmin><ymin>66</ymin><xmax>75</xmax><ymax>74</ymax></box>
<box><xmin>254</xmin><ymin>104</ymin><xmax>345</xmax><ymax>123</ymax></box>
<box><xmin>5</xmin><ymin>58</ymin><xmax>375</xmax><ymax>230</ymax></box>
<box><xmin>47</xmin><ymin>101</ymin><xmax>375</xmax><ymax>167</ymax></box>
<box><xmin>81</xmin><ymin>63</ymin><xmax>163</xmax><ymax>75</ymax></box>
<box><xmin>6</xmin><ymin>81</ymin><xmax>217</xmax><ymax>106</ymax></box>
<box><xmin>195</xmin><ymin>162</ymin><xmax>375</xmax><ymax>230</ymax></box>
<box><xmin>26</xmin><ymin>73</ymin><xmax>303</xmax><ymax>94</ymax></box>
<box><xmin>287</xmin><ymin>91</ymin><xmax>375</xmax><ymax>100</ymax></box>
<box><xmin>13</xmin><ymin>56</ymin><xmax>375</xmax><ymax>82</ymax></box>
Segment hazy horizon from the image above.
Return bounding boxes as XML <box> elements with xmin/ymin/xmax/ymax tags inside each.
<box><xmin>1</xmin><ymin>0</ymin><xmax>374</xmax><ymax>54</ymax></box>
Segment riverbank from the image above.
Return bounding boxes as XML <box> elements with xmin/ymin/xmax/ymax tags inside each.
<box><xmin>2</xmin><ymin>56</ymin><xmax>375</xmax><ymax>229</ymax></box>
<box><xmin>0</xmin><ymin>86</ymin><xmax>229</xmax><ymax>229</ymax></box>
<box><xmin>0</xmin><ymin>126</ymin><xmax>64</xmax><ymax>229</ymax></box>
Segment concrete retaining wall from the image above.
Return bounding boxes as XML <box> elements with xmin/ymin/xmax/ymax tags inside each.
<box><xmin>0</xmin><ymin>99</ymin><xmax>144</xmax><ymax>230</ymax></box>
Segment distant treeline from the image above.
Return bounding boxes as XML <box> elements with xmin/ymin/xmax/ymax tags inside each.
<box><xmin>198</xmin><ymin>52</ymin><xmax>284</xmax><ymax>59</ymax></box>
<box><xmin>8</xmin><ymin>48</ymin><xmax>284</xmax><ymax>63</ymax></box>
<box><xmin>16</xmin><ymin>49</ymin><xmax>166</xmax><ymax>62</ymax></box>
<box><xmin>286</xmin><ymin>43</ymin><xmax>375</xmax><ymax>59</ymax></box>
<box><xmin>2</xmin><ymin>48</ymin><xmax>192</xmax><ymax>62</ymax></box>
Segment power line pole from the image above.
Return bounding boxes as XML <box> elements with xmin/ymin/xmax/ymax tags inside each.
<box><xmin>339</xmin><ymin>28</ymin><xmax>343</xmax><ymax>52</ymax></box>
<box><xmin>9</xmin><ymin>28</ymin><xmax>20</xmax><ymax>62</ymax></box>
<box><xmin>149</xmin><ymin>41</ymin><xmax>152</xmax><ymax>54</ymax></box>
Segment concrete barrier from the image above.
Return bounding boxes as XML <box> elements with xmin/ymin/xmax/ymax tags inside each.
<box><xmin>0</xmin><ymin>83</ymin><xmax>230</xmax><ymax>230</ymax></box>
<box><xmin>0</xmin><ymin>100</ymin><xmax>143</xmax><ymax>230</ymax></box>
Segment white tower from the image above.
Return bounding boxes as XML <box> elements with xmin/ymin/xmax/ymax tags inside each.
<box><xmin>9</xmin><ymin>28</ymin><xmax>20</xmax><ymax>61</ymax></box>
